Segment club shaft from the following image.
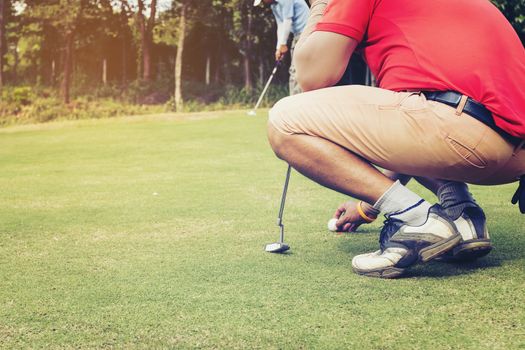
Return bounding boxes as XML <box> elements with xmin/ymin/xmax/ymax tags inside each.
<box><xmin>252</xmin><ymin>63</ymin><xmax>279</xmax><ymax>112</ymax></box>
<box><xmin>277</xmin><ymin>164</ymin><xmax>291</xmax><ymax>243</ymax></box>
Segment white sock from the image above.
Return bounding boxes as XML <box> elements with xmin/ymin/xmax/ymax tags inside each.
<box><xmin>373</xmin><ymin>180</ymin><xmax>432</xmax><ymax>226</ymax></box>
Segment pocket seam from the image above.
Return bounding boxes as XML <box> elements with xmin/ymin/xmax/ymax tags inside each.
<box><xmin>446</xmin><ymin>136</ymin><xmax>488</xmax><ymax>169</ymax></box>
<box><xmin>378</xmin><ymin>92</ymin><xmax>426</xmax><ymax>112</ymax></box>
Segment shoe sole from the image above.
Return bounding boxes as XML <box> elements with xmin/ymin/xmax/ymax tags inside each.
<box><xmin>443</xmin><ymin>239</ymin><xmax>493</xmax><ymax>262</ymax></box>
<box><xmin>352</xmin><ymin>266</ymin><xmax>406</xmax><ymax>279</ymax></box>
<box><xmin>354</xmin><ymin>233</ymin><xmax>463</xmax><ymax>279</ymax></box>
<box><xmin>419</xmin><ymin>233</ymin><xmax>462</xmax><ymax>263</ymax></box>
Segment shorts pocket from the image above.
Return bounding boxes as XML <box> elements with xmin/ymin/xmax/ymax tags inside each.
<box><xmin>378</xmin><ymin>92</ymin><xmax>428</xmax><ymax>112</ymax></box>
<box><xmin>446</xmin><ymin>136</ymin><xmax>488</xmax><ymax>168</ymax></box>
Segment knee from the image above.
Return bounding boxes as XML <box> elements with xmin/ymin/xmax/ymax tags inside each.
<box><xmin>267</xmin><ymin>99</ymin><xmax>294</xmax><ymax>160</ymax></box>
<box><xmin>267</xmin><ymin>122</ymin><xmax>287</xmax><ymax>160</ymax></box>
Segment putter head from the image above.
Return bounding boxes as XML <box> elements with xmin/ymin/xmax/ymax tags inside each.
<box><xmin>247</xmin><ymin>110</ymin><xmax>257</xmax><ymax>116</ymax></box>
<box><xmin>265</xmin><ymin>242</ymin><xmax>290</xmax><ymax>253</ymax></box>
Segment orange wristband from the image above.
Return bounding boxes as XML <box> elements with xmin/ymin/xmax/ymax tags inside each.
<box><xmin>357</xmin><ymin>201</ymin><xmax>377</xmax><ymax>223</ymax></box>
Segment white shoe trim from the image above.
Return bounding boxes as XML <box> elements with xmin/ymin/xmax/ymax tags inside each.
<box><xmin>352</xmin><ymin>247</ymin><xmax>408</xmax><ymax>271</ymax></box>
<box><xmin>403</xmin><ymin>216</ymin><xmax>454</xmax><ymax>239</ymax></box>
<box><xmin>454</xmin><ymin>215</ymin><xmax>476</xmax><ymax>241</ymax></box>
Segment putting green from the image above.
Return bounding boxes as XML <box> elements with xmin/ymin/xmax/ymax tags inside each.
<box><xmin>0</xmin><ymin>111</ymin><xmax>524</xmax><ymax>349</ymax></box>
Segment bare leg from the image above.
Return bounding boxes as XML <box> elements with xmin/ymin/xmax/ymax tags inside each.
<box><xmin>268</xmin><ymin>123</ymin><xmax>393</xmax><ymax>204</ymax></box>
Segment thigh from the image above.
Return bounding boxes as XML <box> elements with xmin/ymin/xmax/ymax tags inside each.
<box><xmin>268</xmin><ymin>85</ymin><xmax>515</xmax><ymax>183</ymax></box>
<box><xmin>478</xmin><ymin>148</ymin><xmax>525</xmax><ymax>185</ymax></box>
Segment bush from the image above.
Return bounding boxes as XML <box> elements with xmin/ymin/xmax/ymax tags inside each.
<box><xmin>218</xmin><ymin>84</ymin><xmax>288</xmax><ymax>107</ymax></box>
<box><xmin>0</xmin><ymin>93</ymin><xmax>165</xmax><ymax>126</ymax></box>
<box><xmin>1</xmin><ymin>86</ymin><xmax>35</xmax><ymax>106</ymax></box>
<box><xmin>20</xmin><ymin>97</ymin><xmax>70</xmax><ymax>123</ymax></box>
<box><xmin>164</xmin><ymin>82</ymin><xmax>289</xmax><ymax>112</ymax></box>
<box><xmin>0</xmin><ymin>81</ymin><xmax>289</xmax><ymax>126</ymax></box>
<box><xmin>11</xmin><ymin>86</ymin><xmax>35</xmax><ymax>106</ymax></box>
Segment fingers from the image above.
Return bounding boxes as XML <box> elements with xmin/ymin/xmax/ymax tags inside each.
<box><xmin>336</xmin><ymin>213</ymin><xmax>347</xmax><ymax>227</ymax></box>
<box><xmin>330</xmin><ymin>200</ymin><xmax>375</xmax><ymax>233</ymax></box>
<box><xmin>334</xmin><ymin>206</ymin><xmax>346</xmax><ymax>219</ymax></box>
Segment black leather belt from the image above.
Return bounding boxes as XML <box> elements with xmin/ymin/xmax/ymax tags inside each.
<box><xmin>422</xmin><ymin>91</ymin><xmax>524</xmax><ymax>148</ymax></box>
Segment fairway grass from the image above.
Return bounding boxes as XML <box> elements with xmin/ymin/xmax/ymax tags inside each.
<box><xmin>1</xmin><ymin>111</ymin><xmax>524</xmax><ymax>349</ymax></box>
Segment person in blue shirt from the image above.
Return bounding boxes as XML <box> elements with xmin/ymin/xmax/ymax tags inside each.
<box><xmin>254</xmin><ymin>0</ymin><xmax>309</xmax><ymax>95</ymax></box>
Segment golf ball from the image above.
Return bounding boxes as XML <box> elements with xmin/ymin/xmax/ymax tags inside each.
<box><xmin>327</xmin><ymin>218</ymin><xmax>338</xmax><ymax>232</ymax></box>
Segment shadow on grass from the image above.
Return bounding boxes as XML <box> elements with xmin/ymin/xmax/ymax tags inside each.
<box><xmin>335</xmin><ymin>235</ymin><xmax>521</xmax><ymax>278</ymax></box>
<box><xmin>270</xmin><ymin>252</ymin><xmax>294</xmax><ymax>256</ymax></box>
<box><xmin>404</xmin><ymin>257</ymin><xmax>503</xmax><ymax>278</ymax></box>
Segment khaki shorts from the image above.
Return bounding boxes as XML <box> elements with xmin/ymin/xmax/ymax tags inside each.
<box><xmin>268</xmin><ymin>85</ymin><xmax>525</xmax><ymax>185</ymax></box>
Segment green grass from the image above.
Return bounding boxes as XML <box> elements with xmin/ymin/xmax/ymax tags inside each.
<box><xmin>0</xmin><ymin>110</ymin><xmax>524</xmax><ymax>349</ymax></box>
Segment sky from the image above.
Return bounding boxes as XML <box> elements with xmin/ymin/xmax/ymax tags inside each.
<box><xmin>13</xmin><ymin>1</ymin><xmax>174</xmax><ymax>14</ymax></box>
<box><xmin>126</xmin><ymin>0</ymin><xmax>173</xmax><ymax>11</ymax></box>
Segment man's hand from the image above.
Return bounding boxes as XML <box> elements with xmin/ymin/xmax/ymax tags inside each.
<box><xmin>333</xmin><ymin>200</ymin><xmax>378</xmax><ymax>232</ymax></box>
<box><xmin>275</xmin><ymin>44</ymin><xmax>289</xmax><ymax>61</ymax></box>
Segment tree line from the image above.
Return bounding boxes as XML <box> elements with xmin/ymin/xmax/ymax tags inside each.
<box><xmin>0</xmin><ymin>0</ymin><xmax>283</xmax><ymax>110</ymax></box>
<box><xmin>0</xmin><ymin>0</ymin><xmax>522</xmax><ymax>111</ymax></box>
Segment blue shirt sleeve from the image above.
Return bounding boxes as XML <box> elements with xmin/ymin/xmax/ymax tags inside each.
<box><xmin>271</xmin><ymin>3</ymin><xmax>282</xmax><ymax>23</ymax></box>
<box><xmin>280</xmin><ymin>0</ymin><xmax>294</xmax><ymax>19</ymax></box>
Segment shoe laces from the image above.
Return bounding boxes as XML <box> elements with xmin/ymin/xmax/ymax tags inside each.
<box><xmin>379</xmin><ymin>216</ymin><xmax>404</xmax><ymax>251</ymax></box>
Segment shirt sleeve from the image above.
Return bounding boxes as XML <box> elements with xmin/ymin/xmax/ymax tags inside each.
<box><xmin>281</xmin><ymin>0</ymin><xmax>294</xmax><ymax>19</ymax></box>
<box><xmin>277</xmin><ymin>18</ymin><xmax>293</xmax><ymax>46</ymax></box>
<box><xmin>314</xmin><ymin>0</ymin><xmax>374</xmax><ymax>42</ymax></box>
<box><xmin>272</xmin><ymin>8</ymin><xmax>281</xmax><ymax>23</ymax></box>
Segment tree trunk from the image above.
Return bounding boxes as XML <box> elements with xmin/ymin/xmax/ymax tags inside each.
<box><xmin>121</xmin><ymin>39</ymin><xmax>127</xmax><ymax>89</ymax></box>
<box><xmin>102</xmin><ymin>58</ymin><xmax>107</xmax><ymax>85</ymax></box>
<box><xmin>174</xmin><ymin>3</ymin><xmax>187</xmax><ymax>112</ymax></box>
<box><xmin>0</xmin><ymin>0</ymin><xmax>6</xmax><ymax>96</ymax></box>
<box><xmin>205</xmin><ymin>55</ymin><xmax>210</xmax><ymax>86</ymax></box>
<box><xmin>218</xmin><ymin>5</ymin><xmax>229</xmax><ymax>85</ymax></box>
<box><xmin>222</xmin><ymin>50</ymin><xmax>231</xmax><ymax>85</ymax></box>
<box><xmin>51</xmin><ymin>59</ymin><xmax>56</xmax><ymax>85</ymax></box>
<box><xmin>213</xmin><ymin>60</ymin><xmax>220</xmax><ymax>84</ymax></box>
<box><xmin>137</xmin><ymin>0</ymin><xmax>157</xmax><ymax>81</ymax></box>
<box><xmin>259</xmin><ymin>60</ymin><xmax>264</xmax><ymax>86</ymax></box>
<box><xmin>243</xmin><ymin>56</ymin><xmax>252</xmax><ymax>90</ymax></box>
<box><xmin>136</xmin><ymin>0</ymin><xmax>145</xmax><ymax>80</ymax></box>
<box><xmin>143</xmin><ymin>33</ymin><xmax>152</xmax><ymax>80</ymax></box>
<box><xmin>120</xmin><ymin>1</ymin><xmax>128</xmax><ymax>89</ymax></box>
<box><xmin>13</xmin><ymin>41</ymin><xmax>17</xmax><ymax>84</ymax></box>
<box><xmin>61</xmin><ymin>31</ymin><xmax>74</xmax><ymax>104</ymax></box>
<box><xmin>243</xmin><ymin>7</ymin><xmax>253</xmax><ymax>91</ymax></box>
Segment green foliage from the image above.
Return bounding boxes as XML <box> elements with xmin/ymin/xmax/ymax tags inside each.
<box><xmin>217</xmin><ymin>84</ymin><xmax>288</xmax><ymax>107</ymax></box>
<box><xmin>0</xmin><ymin>80</ymin><xmax>288</xmax><ymax>126</ymax></box>
<box><xmin>2</xmin><ymin>86</ymin><xmax>34</xmax><ymax>105</ymax></box>
<box><xmin>19</xmin><ymin>96</ymin><xmax>70</xmax><ymax>123</ymax></box>
<box><xmin>0</xmin><ymin>87</ymin><xmax>165</xmax><ymax>126</ymax></box>
<box><xmin>161</xmin><ymin>81</ymin><xmax>288</xmax><ymax>112</ymax></box>
<box><xmin>1</xmin><ymin>0</ymin><xmax>521</xmax><ymax>119</ymax></box>
<box><xmin>492</xmin><ymin>0</ymin><xmax>525</xmax><ymax>39</ymax></box>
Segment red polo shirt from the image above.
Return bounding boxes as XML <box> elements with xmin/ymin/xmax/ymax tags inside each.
<box><xmin>315</xmin><ymin>0</ymin><xmax>525</xmax><ymax>138</ymax></box>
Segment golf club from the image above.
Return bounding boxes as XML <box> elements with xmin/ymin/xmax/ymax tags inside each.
<box><xmin>247</xmin><ymin>59</ymin><xmax>282</xmax><ymax>116</ymax></box>
<box><xmin>265</xmin><ymin>164</ymin><xmax>291</xmax><ymax>253</ymax></box>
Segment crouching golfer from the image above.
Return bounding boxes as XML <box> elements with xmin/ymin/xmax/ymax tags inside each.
<box><xmin>254</xmin><ymin>0</ymin><xmax>309</xmax><ymax>95</ymax></box>
<box><xmin>267</xmin><ymin>0</ymin><xmax>525</xmax><ymax>278</ymax></box>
